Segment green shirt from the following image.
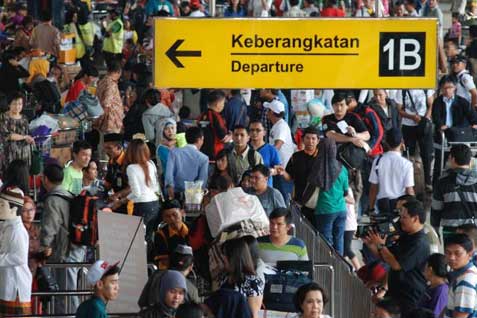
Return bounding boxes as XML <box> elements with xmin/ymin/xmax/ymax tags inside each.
<box><xmin>315</xmin><ymin>167</ymin><xmax>348</xmax><ymax>214</ymax></box>
<box><xmin>75</xmin><ymin>296</ymin><xmax>108</xmax><ymax>318</ymax></box>
<box><xmin>62</xmin><ymin>165</ymin><xmax>83</xmax><ymax>195</ymax></box>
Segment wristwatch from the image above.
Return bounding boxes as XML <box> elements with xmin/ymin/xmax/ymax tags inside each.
<box><xmin>377</xmin><ymin>243</ymin><xmax>385</xmax><ymax>251</ymax></box>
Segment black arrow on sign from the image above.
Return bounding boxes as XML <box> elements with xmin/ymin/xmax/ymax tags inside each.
<box><xmin>165</xmin><ymin>39</ymin><xmax>202</xmax><ymax>68</ymax></box>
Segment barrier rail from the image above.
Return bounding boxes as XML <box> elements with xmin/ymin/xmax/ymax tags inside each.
<box><xmin>290</xmin><ymin>202</ymin><xmax>374</xmax><ymax>318</ymax></box>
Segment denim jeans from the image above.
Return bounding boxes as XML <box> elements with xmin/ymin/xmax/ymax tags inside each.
<box><xmin>53</xmin><ymin>244</ymin><xmax>87</xmax><ymax>314</ymax></box>
<box><xmin>313</xmin><ymin>211</ymin><xmax>347</xmax><ymax>255</ymax></box>
<box><xmin>133</xmin><ymin>200</ymin><xmax>160</xmax><ymax>241</ymax></box>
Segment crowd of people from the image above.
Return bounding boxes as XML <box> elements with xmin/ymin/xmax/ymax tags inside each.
<box><xmin>1</xmin><ymin>0</ymin><xmax>477</xmax><ymax>318</ymax></box>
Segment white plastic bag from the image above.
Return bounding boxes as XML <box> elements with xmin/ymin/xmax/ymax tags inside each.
<box><xmin>29</xmin><ymin>113</ymin><xmax>59</xmax><ymax>132</ymax></box>
<box><xmin>205</xmin><ymin>187</ymin><xmax>269</xmax><ymax>237</ymax></box>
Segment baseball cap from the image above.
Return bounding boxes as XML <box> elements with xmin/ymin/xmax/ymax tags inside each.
<box><xmin>87</xmin><ymin>260</ymin><xmax>120</xmax><ymax>286</ymax></box>
<box><xmin>0</xmin><ymin>187</ymin><xmax>24</xmax><ymax>211</ymax></box>
<box><xmin>263</xmin><ymin>100</ymin><xmax>285</xmax><ymax>114</ymax></box>
<box><xmin>174</xmin><ymin>244</ymin><xmax>193</xmax><ymax>256</ymax></box>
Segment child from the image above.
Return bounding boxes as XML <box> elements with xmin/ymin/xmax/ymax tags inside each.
<box><xmin>152</xmin><ymin>199</ymin><xmax>189</xmax><ymax>269</ymax></box>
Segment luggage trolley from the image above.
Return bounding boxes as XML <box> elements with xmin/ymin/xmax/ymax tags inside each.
<box><xmin>434</xmin><ymin>131</ymin><xmax>477</xmax><ymax>175</ymax></box>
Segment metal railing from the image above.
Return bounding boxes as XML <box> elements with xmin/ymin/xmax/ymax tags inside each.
<box><xmin>290</xmin><ymin>202</ymin><xmax>374</xmax><ymax>318</ymax></box>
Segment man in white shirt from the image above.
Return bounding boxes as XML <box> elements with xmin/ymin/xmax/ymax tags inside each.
<box><xmin>451</xmin><ymin>55</ymin><xmax>477</xmax><ymax>108</ymax></box>
<box><xmin>248</xmin><ymin>0</ymin><xmax>273</xmax><ymax>16</ymax></box>
<box><xmin>265</xmin><ymin>100</ymin><xmax>295</xmax><ymax>201</ymax></box>
<box><xmin>369</xmin><ymin>128</ymin><xmax>415</xmax><ymax>215</ymax></box>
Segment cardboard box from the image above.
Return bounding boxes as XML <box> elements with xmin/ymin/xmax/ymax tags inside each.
<box><xmin>59</xmin><ymin>48</ymin><xmax>76</xmax><ymax>65</ymax></box>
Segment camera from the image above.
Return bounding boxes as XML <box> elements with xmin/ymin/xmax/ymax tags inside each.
<box><xmin>356</xmin><ymin>211</ymin><xmax>401</xmax><ymax>238</ymax></box>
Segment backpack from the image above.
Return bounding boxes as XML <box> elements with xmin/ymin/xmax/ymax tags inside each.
<box><xmin>32</xmin><ymin>79</ymin><xmax>61</xmax><ymax>114</ymax></box>
<box><xmin>51</xmin><ymin>190</ymin><xmax>100</xmax><ymax>247</ymax></box>
<box><xmin>353</xmin><ymin>105</ymin><xmax>384</xmax><ymax>157</ymax></box>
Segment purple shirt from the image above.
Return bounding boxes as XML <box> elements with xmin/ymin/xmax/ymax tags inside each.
<box><xmin>420</xmin><ymin>283</ymin><xmax>449</xmax><ymax>317</ymax></box>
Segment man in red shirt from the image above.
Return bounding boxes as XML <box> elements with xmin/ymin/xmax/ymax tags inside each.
<box><xmin>65</xmin><ymin>65</ymin><xmax>98</xmax><ymax>103</ymax></box>
<box><xmin>320</xmin><ymin>0</ymin><xmax>346</xmax><ymax>16</ymax></box>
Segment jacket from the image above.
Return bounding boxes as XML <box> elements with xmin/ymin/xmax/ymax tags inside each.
<box><xmin>0</xmin><ymin>216</ymin><xmax>32</xmax><ymax>302</ymax></box>
<box><xmin>432</xmin><ymin>95</ymin><xmax>477</xmax><ymax>133</ymax></box>
<box><xmin>353</xmin><ymin>104</ymin><xmax>384</xmax><ymax>157</ymax></box>
<box><xmin>40</xmin><ymin>186</ymin><xmax>74</xmax><ymax>262</ymax></box>
<box><xmin>142</xmin><ymin>103</ymin><xmax>174</xmax><ymax>142</ymax></box>
<box><xmin>431</xmin><ymin>168</ymin><xmax>477</xmax><ymax>230</ymax></box>
<box><xmin>369</xmin><ymin>99</ymin><xmax>401</xmax><ymax>132</ymax></box>
<box><xmin>0</xmin><ymin>62</ymin><xmax>29</xmax><ymax>94</ymax></box>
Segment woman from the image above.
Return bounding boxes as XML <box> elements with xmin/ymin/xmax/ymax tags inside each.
<box><xmin>13</xmin><ymin>15</ymin><xmax>33</xmax><ymax>50</ymax></box>
<box><xmin>83</xmin><ymin>160</ymin><xmax>104</xmax><ymax>195</ymax></box>
<box><xmin>224</xmin><ymin>0</ymin><xmax>247</xmax><ymax>16</ymax></box>
<box><xmin>140</xmin><ymin>270</ymin><xmax>187</xmax><ymax>318</ymax></box>
<box><xmin>0</xmin><ymin>93</ymin><xmax>35</xmax><ymax>175</ymax></box>
<box><xmin>1</xmin><ymin>159</ymin><xmax>29</xmax><ymax>195</ymax></box>
<box><xmin>310</xmin><ymin>138</ymin><xmax>348</xmax><ymax>255</ymax></box>
<box><xmin>293</xmin><ymin>283</ymin><xmax>331</xmax><ymax>318</ymax></box>
<box><xmin>126</xmin><ymin>138</ymin><xmax>160</xmax><ymax>239</ymax></box>
<box><xmin>123</xmin><ymin>19</ymin><xmax>138</xmax><ymax>45</ymax></box>
<box><xmin>221</xmin><ymin>236</ymin><xmax>265</xmax><ymax>318</ymax></box>
<box><xmin>156</xmin><ymin>118</ymin><xmax>177</xmax><ymax>181</ymax></box>
<box><xmin>370</xmin><ymin>89</ymin><xmax>400</xmax><ymax>133</ymax></box>
<box><xmin>210</xmin><ymin>149</ymin><xmax>236</xmax><ymax>185</ymax></box>
<box><xmin>420</xmin><ymin>253</ymin><xmax>448</xmax><ymax>317</ymax></box>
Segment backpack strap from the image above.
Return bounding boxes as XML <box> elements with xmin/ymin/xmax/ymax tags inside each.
<box><xmin>374</xmin><ymin>154</ymin><xmax>383</xmax><ymax>178</ymax></box>
<box><xmin>247</xmin><ymin>147</ymin><xmax>257</xmax><ymax>168</ymax></box>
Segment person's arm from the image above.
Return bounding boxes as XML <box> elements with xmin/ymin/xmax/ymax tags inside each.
<box><xmin>126</xmin><ymin>165</ymin><xmax>142</xmax><ymax>200</ymax></box>
<box><xmin>365</xmin><ymin>112</ymin><xmax>384</xmax><ymax>149</ymax></box>
<box><xmin>470</xmin><ymin>88</ymin><xmax>477</xmax><ymax>109</ymax></box>
<box><xmin>368</xmin><ymin>183</ymin><xmax>379</xmax><ymax>211</ymax></box>
<box><xmin>364</xmin><ymin>230</ymin><xmax>401</xmax><ymax>270</ymax></box>
<box><xmin>274</xmin><ymin>189</ymin><xmax>286</xmax><ymax>208</ymax></box>
<box><xmin>142</xmin><ymin>114</ymin><xmax>155</xmax><ymax>142</ymax></box>
<box><xmin>0</xmin><ymin>228</ymin><xmax>27</xmax><ymax>267</ymax></box>
<box><xmin>40</xmin><ymin>198</ymin><xmax>62</xmax><ymax>250</ymax></box>
<box><xmin>199</xmin><ymin>156</ymin><xmax>209</xmax><ymax>188</ymax></box>
<box><xmin>426</xmin><ymin>90</ymin><xmax>435</xmax><ymax>118</ymax></box>
<box><xmin>165</xmin><ymin>151</ymin><xmax>176</xmax><ymax>198</ymax></box>
<box><xmin>431</xmin><ymin>184</ymin><xmax>444</xmax><ymax>234</ymax></box>
<box><xmin>452</xmin><ymin>279</ymin><xmax>477</xmax><ymax>318</ymax></box>
<box><xmin>248</xmin><ymin>295</ymin><xmax>263</xmax><ymax>318</ymax></box>
<box><xmin>274</xmin><ymin>139</ymin><xmax>284</xmax><ymax>150</ymax></box>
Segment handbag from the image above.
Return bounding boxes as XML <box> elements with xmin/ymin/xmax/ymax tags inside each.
<box><xmin>264</xmin><ymin>270</ymin><xmax>312</xmax><ymax>312</ymax></box>
<box><xmin>404</xmin><ymin>90</ymin><xmax>433</xmax><ymax>137</ymax></box>
<box><xmin>445</xmin><ymin>127</ymin><xmax>477</xmax><ymax>142</ymax></box>
<box><xmin>337</xmin><ymin>143</ymin><xmax>366</xmax><ymax>170</ymax></box>
<box><xmin>30</xmin><ymin>144</ymin><xmax>43</xmax><ymax>175</ymax></box>
<box><xmin>36</xmin><ymin>266</ymin><xmax>60</xmax><ymax>301</ymax></box>
<box><xmin>302</xmin><ymin>183</ymin><xmax>320</xmax><ymax>209</ymax></box>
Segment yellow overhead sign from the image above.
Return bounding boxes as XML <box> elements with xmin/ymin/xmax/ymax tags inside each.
<box><xmin>154</xmin><ymin>18</ymin><xmax>438</xmax><ymax>89</ymax></box>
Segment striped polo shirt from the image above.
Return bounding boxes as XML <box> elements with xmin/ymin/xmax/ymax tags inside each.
<box><xmin>257</xmin><ymin>236</ymin><xmax>309</xmax><ymax>266</ymax></box>
<box><xmin>445</xmin><ymin>262</ymin><xmax>477</xmax><ymax>318</ymax></box>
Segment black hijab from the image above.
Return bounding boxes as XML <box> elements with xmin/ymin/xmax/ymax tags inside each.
<box><xmin>309</xmin><ymin>138</ymin><xmax>342</xmax><ymax>192</ymax></box>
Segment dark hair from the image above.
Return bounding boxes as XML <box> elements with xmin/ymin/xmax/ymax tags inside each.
<box><xmin>162</xmin><ymin>199</ymin><xmax>182</xmax><ymax>210</ymax></box>
<box><xmin>331</xmin><ymin>92</ymin><xmax>348</xmax><ymax>105</ymax></box>
<box><xmin>396</xmin><ymin>194</ymin><xmax>416</xmax><ymax>203</ymax></box>
<box><xmin>450</xmin><ymin>144</ymin><xmax>472</xmax><ymax>166</ymax></box>
<box><xmin>107</xmin><ymin>60</ymin><xmax>122</xmax><ymax>73</ymax></box>
<box><xmin>72</xmin><ymin>140</ymin><xmax>92</xmax><ymax>154</ymax></box>
<box><xmin>293</xmin><ymin>282</ymin><xmax>328</xmax><ymax>313</ymax></box>
<box><xmin>406</xmin><ymin>308</ymin><xmax>436</xmax><ymax>318</ymax></box>
<box><xmin>102</xmin><ymin>265</ymin><xmax>120</xmax><ymax>280</ymax></box>
<box><xmin>445</xmin><ymin>233</ymin><xmax>474</xmax><ymax>253</ymax></box>
<box><xmin>445</xmin><ymin>37</ymin><xmax>459</xmax><ymax>47</ymax></box>
<box><xmin>44</xmin><ymin>163</ymin><xmax>64</xmax><ymax>184</ymax></box>
<box><xmin>250</xmin><ymin>164</ymin><xmax>270</xmax><ymax>178</ymax></box>
<box><xmin>179</xmin><ymin>106</ymin><xmax>191</xmax><ymax>119</ymax></box>
<box><xmin>439</xmin><ymin>74</ymin><xmax>457</xmax><ymax>88</ymax></box>
<box><xmin>83</xmin><ymin>159</ymin><xmax>99</xmax><ymax>173</ymax></box>
<box><xmin>176</xmin><ymin>303</ymin><xmax>204</xmax><ymax>318</ymax></box>
<box><xmin>249</xmin><ymin>120</ymin><xmax>264</xmax><ymax>128</ymax></box>
<box><xmin>170</xmin><ymin>252</ymin><xmax>194</xmax><ymax>272</ymax></box>
<box><xmin>143</xmin><ymin>88</ymin><xmax>162</xmax><ymax>107</ymax></box>
<box><xmin>403</xmin><ymin>199</ymin><xmax>426</xmax><ymax>224</ymax></box>
<box><xmin>375</xmin><ymin>298</ymin><xmax>400</xmax><ymax>315</ymax></box>
<box><xmin>233</xmin><ymin>125</ymin><xmax>248</xmax><ymax>133</ymax></box>
<box><xmin>290</xmin><ymin>0</ymin><xmax>300</xmax><ymax>5</ymax></box>
<box><xmin>427</xmin><ymin>253</ymin><xmax>448</xmax><ymax>278</ymax></box>
<box><xmin>2</xmin><ymin>159</ymin><xmax>29</xmax><ymax>194</ymax></box>
<box><xmin>7</xmin><ymin>91</ymin><xmax>24</xmax><ymax>105</ymax></box>
<box><xmin>452</xmin><ymin>12</ymin><xmax>460</xmax><ymax>18</ymax></box>
<box><xmin>207</xmin><ymin>89</ymin><xmax>226</xmax><ymax>106</ymax></box>
<box><xmin>457</xmin><ymin>223</ymin><xmax>477</xmax><ymax>248</ymax></box>
<box><xmin>185</xmin><ymin>126</ymin><xmax>203</xmax><ymax>144</ymax></box>
<box><xmin>223</xmin><ymin>237</ymin><xmax>257</xmax><ymax>285</ymax></box>
<box><xmin>209</xmin><ymin>174</ymin><xmax>234</xmax><ymax>192</ymax></box>
<box><xmin>303</xmin><ymin>126</ymin><xmax>320</xmax><ymax>138</ymax></box>
<box><xmin>269</xmin><ymin>208</ymin><xmax>292</xmax><ymax>224</ymax></box>
<box><xmin>40</xmin><ymin>10</ymin><xmax>52</xmax><ymax>22</ymax></box>
<box><xmin>22</xmin><ymin>15</ymin><xmax>33</xmax><ymax>27</ymax></box>
<box><xmin>84</xmin><ymin>66</ymin><xmax>99</xmax><ymax>78</ymax></box>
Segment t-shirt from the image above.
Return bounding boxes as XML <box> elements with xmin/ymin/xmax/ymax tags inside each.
<box><xmin>445</xmin><ymin>263</ymin><xmax>477</xmax><ymax>318</ymax></box>
<box><xmin>285</xmin><ymin>150</ymin><xmax>317</xmax><ymax>202</ymax></box>
<box><xmin>456</xmin><ymin>70</ymin><xmax>476</xmax><ymax>104</ymax></box>
<box><xmin>75</xmin><ymin>296</ymin><xmax>107</xmax><ymax>318</ymax></box>
<box><xmin>395</xmin><ymin>89</ymin><xmax>434</xmax><ymax>127</ymax></box>
<box><xmin>256</xmin><ymin>143</ymin><xmax>281</xmax><ymax>186</ymax></box>
<box><xmin>251</xmin><ymin>187</ymin><xmax>286</xmax><ymax>216</ymax></box>
<box><xmin>420</xmin><ymin>283</ymin><xmax>449</xmax><ymax>317</ymax></box>
<box><xmin>269</xmin><ymin>118</ymin><xmax>295</xmax><ymax>166</ymax></box>
<box><xmin>322</xmin><ymin>112</ymin><xmax>368</xmax><ymax>137</ymax></box>
<box><xmin>62</xmin><ymin>165</ymin><xmax>84</xmax><ymax>196</ymax></box>
<box><xmin>258</xmin><ymin>236</ymin><xmax>309</xmax><ymax>266</ymax></box>
<box><xmin>65</xmin><ymin>80</ymin><xmax>87</xmax><ymax>103</ymax></box>
<box><xmin>387</xmin><ymin>229</ymin><xmax>430</xmax><ymax>311</ymax></box>
<box><xmin>315</xmin><ymin>167</ymin><xmax>348</xmax><ymax>214</ymax></box>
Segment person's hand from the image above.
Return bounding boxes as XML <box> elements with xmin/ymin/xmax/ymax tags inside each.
<box><xmin>351</xmin><ymin>137</ymin><xmax>366</xmax><ymax>148</ymax></box>
<box><xmin>440</xmin><ymin>125</ymin><xmax>448</xmax><ymax>131</ymax></box>
<box><xmin>24</xmin><ymin>135</ymin><xmax>34</xmax><ymax>144</ymax></box>
<box><xmin>413</xmin><ymin>115</ymin><xmax>421</xmax><ymax>123</ymax></box>
<box><xmin>347</xmin><ymin>126</ymin><xmax>357</xmax><ymax>137</ymax></box>
<box><xmin>8</xmin><ymin>58</ymin><xmax>19</xmax><ymax>67</ymax></box>
<box><xmin>111</xmin><ymin>199</ymin><xmax>124</xmax><ymax>211</ymax></box>
<box><xmin>275</xmin><ymin>166</ymin><xmax>285</xmax><ymax>176</ymax></box>
<box><xmin>364</xmin><ymin>229</ymin><xmax>387</xmax><ymax>246</ymax></box>
<box><xmin>222</xmin><ymin>134</ymin><xmax>233</xmax><ymax>143</ymax></box>
<box><xmin>472</xmin><ymin>125</ymin><xmax>477</xmax><ymax>129</ymax></box>
<box><xmin>107</xmin><ymin>193</ymin><xmax>120</xmax><ymax>203</ymax></box>
<box><xmin>44</xmin><ymin>247</ymin><xmax>52</xmax><ymax>257</ymax></box>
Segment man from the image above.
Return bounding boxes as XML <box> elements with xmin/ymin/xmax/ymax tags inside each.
<box><xmin>76</xmin><ymin>260</ymin><xmax>120</xmax><ymax>318</ymax></box>
<box><xmin>260</xmin><ymin>88</ymin><xmax>290</xmax><ymax>125</ymax></box>
<box><xmin>395</xmin><ymin>87</ymin><xmax>434</xmax><ymax>191</ymax></box>
<box><xmin>368</xmin><ymin>128</ymin><xmax>415</xmax><ymax>215</ymax></box>
<box><xmin>40</xmin><ymin>164</ymin><xmax>84</xmax><ymax>313</ymax></box>
<box><xmin>249</xmin><ymin>120</ymin><xmax>281</xmax><ymax>187</ymax></box>
<box><xmin>364</xmin><ymin>199</ymin><xmax>430</xmax><ymax>316</ymax></box>
<box><xmin>228</xmin><ymin>125</ymin><xmax>264</xmax><ymax>182</ymax></box>
<box><xmin>95</xmin><ymin>60</ymin><xmax>124</xmax><ymax>134</ymax></box>
<box><xmin>258</xmin><ymin>208</ymin><xmax>309</xmax><ymax>266</ymax></box>
<box><xmin>432</xmin><ymin>144</ymin><xmax>477</xmax><ymax>238</ymax></box>
<box><xmin>372</xmin><ymin>298</ymin><xmax>401</xmax><ymax>318</ymax></box>
<box><xmin>278</xmin><ymin>126</ymin><xmax>319</xmax><ymax>222</ymax></box>
<box><xmin>249</xmin><ymin>164</ymin><xmax>286</xmax><ymax>216</ymax></box>
<box><xmin>223</xmin><ymin>90</ymin><xmax>248</xmax><ymax>131</ymax></box>
<box><xmin>63</xmin><ymin>140</ymin><xmax>92</xmax><ymax>196</ymax></box>
<box><xmin>432</xmin><ymin>75</ymin><xmax>477</xmax><ymax>181</ymax></box>
<box><xmin>457</xmin><ymin>223</ymin><xmax>477</xmax><ymax>266</ymax></box>
<box><xmin>427</xmin><ymin>0</ymin><xmax>443</xmax><ymax>39</ymax></box>
<box><xmin>404</xmin><ymin>0</ymin><xmax>419</xmax><ymax>15</ymax></box>
<box><xmin>29</xmin><ymin>10</ymin><xmax>61</xmax><ymax>57</ymax></box>
<box><xmin>103</xmin><ymin>133</ymin><xmax>131</xmax><ymax>214</ymax></box>
<box><xmin>165</xmin><ymin>127</ymin><xmax>209</xmax><ymax>200</ymax></box>
<box><xmin>265</xmin><ymin>100</ymin><xmax>295</xmax><ymax>200</ymax></box>
<box><xmin>444</xmin><ymin>234</ymin><xmax>477</xmax><ymax>318</ymax></box>
<box><xmin>65</xmin><ymin>66</ymin><xmax>99</xmax><ymax>103</ymax></box>
<box><xmin>102</xmin><ymin>9</ymin><xmax>124</xmax><ymax>68</ymax></box>
<box><xmin>451</xmin><ymin>55</ymin><xmax>477</xmax><ymax>108</ymax></box>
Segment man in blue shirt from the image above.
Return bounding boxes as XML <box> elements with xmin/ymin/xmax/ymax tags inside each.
<box><xmin>76</xmin><ymin>260</ymin><xmax>120</xmax><ymax>318</ymax></box>
<box><xmin>165</xmin><ymin>127</ymin><xmax>209</xmax><ymax>200</ymax></box>
<box><xmin>223</xmin><ymin>90</ymin><xmax>248</xmax><ymax>131</ymax></box>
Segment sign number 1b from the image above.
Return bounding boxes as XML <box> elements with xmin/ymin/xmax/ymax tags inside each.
<box><xmin>379</xmin><ymin>32</ymin><xmax>426</xmax><ymax>77</ymax></box>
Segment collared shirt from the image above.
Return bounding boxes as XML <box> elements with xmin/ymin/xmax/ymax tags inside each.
<box><xmin>395</xmin><ymin>89</ymin><xmax>435</xmax><ymax>127</ymax></box>
<box><xmin>456</xmin><ymin>70</ymin><xmax>476</xmax><ymax>103</ymax></box>
<box><xmin>230</xmin><ymin>145</ymin><xmax>264</xmax><ymax>181</ymax></box>
<box><xmin>165</xmin><ymin>144</ymin><xmax>209</xmax><ymax>192</ymax></box>
<box><xmin>444</xmin><ymin>96</ymin><xmax>454</xmax><ymax>127</ymax></box>
<box><xmin>154</xmin><ymin>223</ymin><xmax>189</xmax><ymax>269</ymax></box>
<box><xmin>445</xmin><ymin>262</ymin><xmax>477</xmax><ymax>318</ymax></box>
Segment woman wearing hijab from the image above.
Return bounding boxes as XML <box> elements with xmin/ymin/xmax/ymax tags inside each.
<box><xmin>309</xmin><ymin>138</ymin><xmax>349</xmax><ymax>256</ymax></box>
<box><xmin>139</xmin><ymin>270</ymin><xmax>187</xmax><ymax>318</ymax></box>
